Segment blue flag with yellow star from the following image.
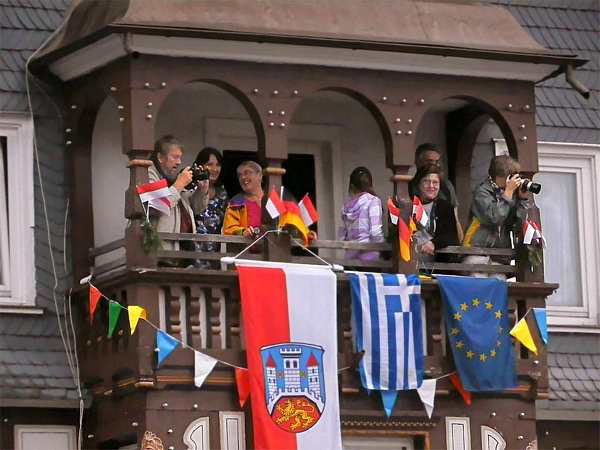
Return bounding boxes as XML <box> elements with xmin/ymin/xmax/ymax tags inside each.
<box><xmin>437</xmin><ymin>275</ymin><xmax>517</xmax><ymax>392</ymax></box>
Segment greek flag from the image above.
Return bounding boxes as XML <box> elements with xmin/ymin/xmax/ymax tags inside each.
<box><xmin>349</xmin><ymin>273</ymin><xmax>424</xmax><ymax>390</ymax></box>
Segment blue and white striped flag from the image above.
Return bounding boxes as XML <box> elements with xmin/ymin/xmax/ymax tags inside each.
<box><xmin>349</xmin><ymin>273</ymin><xmax>424</xmax><ymax>391</ymax></box>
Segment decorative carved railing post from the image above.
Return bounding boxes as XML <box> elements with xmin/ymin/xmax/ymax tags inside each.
<box><xmin>125</xmin><ymin>151</ymin><xmax>157</xmax><ymax>269</ymax></box>
<box><xmin>391</xmin><ymin>166</ymin><xmax>417</xmax><ymax>274</ymax></box>
<box><xmin>262</xmin><ymin>162</ymin><xmax>291</xmax><ymax>262</ymax></box>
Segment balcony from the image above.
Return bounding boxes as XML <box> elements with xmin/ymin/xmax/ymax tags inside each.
<box><xmin>79</xmin><ymin>231</ymin><xmax>554</xmax><ymax>404</ymax></box>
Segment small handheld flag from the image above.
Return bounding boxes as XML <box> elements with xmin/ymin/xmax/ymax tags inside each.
<box><xmin>298</xmin><ymin>194</ymin><xmax>320</xmax><ymax>226</ymax></box>
<box><xmin>137</xmin><ymin>179</ymin><xmax>171</xmax><ymax>215</ymax></box>
<box><xmin>412</xmin><ymin>196</ymin><xmax>429</xmax><ymax>227</ymax></box>
<box><xmin>265</xmin><ymin>188</ymin><xmax>286</xmax><ymax>219</ymax></box>
<box><xmin>387</xmin><ymin>197</ymin><xmax>399</xmax><ymax>225</ymax></box>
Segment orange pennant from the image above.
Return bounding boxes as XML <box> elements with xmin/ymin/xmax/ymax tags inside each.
<box><xmin>89</xmin><ymin>286</ymin><xmax>101</xmax><ymax>323</ymax></box>
<box><xmin>235</xmin><ymin>367</ymin><xmax>250</xmax><ymax>408</ymax></box>
<box><xmin>450</xmin><ymin>373</ymin><xmax>472</xmax><ymax>406</ymax></box>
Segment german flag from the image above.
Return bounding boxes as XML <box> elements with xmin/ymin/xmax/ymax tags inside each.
<box><xmin>398</xmin><ymin>215</ymin><xmax>412</xmax><ymax>262</ymax></box>
<box><xmin>279</xmin><ymin>200</ymin><xmax>310</xmax><ymax>245</ymax></box>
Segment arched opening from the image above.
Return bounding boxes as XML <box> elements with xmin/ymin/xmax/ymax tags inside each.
<box><xmin>287</xmin><ymin>89</ymin><xmax>391</xmax><ymax>242</ymax></box>
<box><xmin>415</xmin><ymin>97</ymin><xmax>518</xmax><ymax>229</ymax></box>
<box><xmin>91</xmin><ymin>95</ymin><xmax>128</xmax><ymax>265</ymax></box>
<box><xmin>155</xmin><ymin>81</ymin><xmax>261</xmax><ymax>200</ymax></box>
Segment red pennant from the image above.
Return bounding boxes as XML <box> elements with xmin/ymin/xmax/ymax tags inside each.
<box><xmin>89</xmin><ymin>286</ymin><xmax>101</xmax><ymax>323</ymax></box>
<box><xmin>450</xmin><ymin>373</ymin><xmax>472</xmax><ymax>406</ymax></box>
<box><xmin>235</xmin><ymin>367</ymin><xmax>250</xmax><ymax>408</ymax></box>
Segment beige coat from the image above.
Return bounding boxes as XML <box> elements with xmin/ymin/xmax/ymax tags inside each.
<box><xmin>148</xmin><ymin>164</ymin><xmax>208</xmax><ymax>251</ymax></box>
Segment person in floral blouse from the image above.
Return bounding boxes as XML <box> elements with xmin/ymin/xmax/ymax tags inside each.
<box><xmin>193</xmin><ymin>147</ymin><xmax>229</xmax><ymax>257</ymax></box>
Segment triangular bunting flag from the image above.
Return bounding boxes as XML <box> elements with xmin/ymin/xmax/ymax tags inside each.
<box><xmin>89</xmin><ymin>286</ymin><xmax>102</xmax><ymax>323</ymax></box>
<box><xmin>107</xmin><ymin>301</ymin><xmax>122</xmax><ymax>338</ymax></box>
<box><xmin>510</xmin><ymin>317</ymin><xmax>538</xmax><ymax>355</ymax></box>
<box><xmin>533</xmin><ymin>308</ymin><xmax>548</xmax><ymax>345</ymax></box>
<box><xmin>194</xmin><ymin>351</ymin><xmax>218</xmax><ymax>388</ymax></box>
<box><xmin>380</xmin><ymin>390</ymin><xmax>398</xmax><ymax>418</ymax></box>
<box><xmin>449</xmin><ymin>373</ymin><xmax>472</xmax><ymax>406</ymax></box>
<box><xmin>235</xmin><ymin>367</ymin><xmax>250</xmax><ymax>408</ymax></box>
<box><xmin>416</xmin><ymin>379</ymin><xmax>437</xmax><ymax>419</ymax></box>
<box><xmin>128</xmin><ymin>306</ymin><xmax>146</xmax><ymax>335</ymax></box>
<box><xmin>156</xmin><ymin>330</ymin><xmax>179</xmax><ymax>367</ymax></box>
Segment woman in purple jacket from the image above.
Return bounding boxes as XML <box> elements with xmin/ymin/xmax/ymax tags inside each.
<box><xmin>339</xmin><ymin>167</ymin><xmax>384</xmax><ymax>261</ymax></box>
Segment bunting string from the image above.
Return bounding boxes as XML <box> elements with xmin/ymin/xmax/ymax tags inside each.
<box><xmin>87</xmin><ymin>282</ymin><xmax>245</xmax><ymax>370</ymax></box>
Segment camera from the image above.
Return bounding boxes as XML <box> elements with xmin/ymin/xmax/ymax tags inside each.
<box><xmin>183</xmin><ymin>164</ymin><xmax>209</xmax><ymax>190</ymax></box>
<box><xmin>520</xmin><ymin>178</ymin><xmax>542</xmax><ymax>194</ymax></box>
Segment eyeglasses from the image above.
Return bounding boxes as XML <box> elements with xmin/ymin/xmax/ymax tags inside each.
<box><xmin>421</xmin><ymin>180</ymin><xmax>440</xmax><ymax>187</ymax></box>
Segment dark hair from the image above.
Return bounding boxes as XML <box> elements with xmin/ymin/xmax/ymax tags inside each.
<box><xmin>415</xmin><ymin>143</ymin><xmax>440</xmax><ymax>165</ymax></box>
<box><xmin>194</xmin><ymin>147</ymin><xmax>224</xmax><ymax>185</ymax></box>
<box><xmin>150</xmin><ymin>135</ymin><xmax>183</xmax><ymax>181</ymax></box>
<box><xmin>413</xmin><ymin>163</ymin><xmax>443</xmax><ymax>198</ymax></box>
<box><xmin>489</xmin><ymin>155</ymin><xmax>520</xmax><ymax>179</ymax></box>
<box><xmin>349</xmin><ymin>166</ymin><xmax>375</xmax><ymax>196</ymax></box>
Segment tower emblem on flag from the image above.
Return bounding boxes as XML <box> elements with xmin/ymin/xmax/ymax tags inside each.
<box><xmin>261</xmin><ymin>342</ymin><xmax>326</xmax><ymax>433</ymax></box>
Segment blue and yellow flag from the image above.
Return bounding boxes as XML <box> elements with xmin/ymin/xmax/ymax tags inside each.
<box><xmin>437</xmin><ymin>275</ymin><xmax>517</xmax><ymax>392</ymax></box>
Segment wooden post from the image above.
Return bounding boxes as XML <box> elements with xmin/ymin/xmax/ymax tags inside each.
<box><xmin>262</xmin><ymin>162</ymin><xmax>291</xmax><ymax>262</ymax></box>
<box><xmin>391</xmin><ymin>167</ymin><xmax>417</xmax><ymax>274</ymax></box>
<box><xmin>515</xmin><ymin>182</ymin><xmax>544</xmax><ymax>282</ymax></box>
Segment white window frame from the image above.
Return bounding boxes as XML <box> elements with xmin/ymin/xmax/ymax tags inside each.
<box><xmin>14</xmin><ymin>425</ymin><xmax>77</xmax><ymax>450</ymax></box>
<box><xmin>536</xmin><ymin>142</ymin><xmax>600</xmax><ymax>331</ymax></box>
<box><xmin>0</xmin><ymin>114</ymin><xmax>36</xmax><ymax>308</ymax></box>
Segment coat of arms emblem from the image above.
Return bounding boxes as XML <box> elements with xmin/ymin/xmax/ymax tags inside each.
<box><xmin>260</xmin><ymin>342</ymin><xmax>326</xmax><ymax>433</ymax></box>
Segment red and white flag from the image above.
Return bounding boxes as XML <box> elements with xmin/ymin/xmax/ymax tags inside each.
<box><xmin>387</xmin><ymin>197</ymin><xmax>399</xmax><ymax>225</ymax></box>
<box><xmin>298</xmin><ymin>194</ymin><xmax>320</xmax><ymax>226</ymax></box>
<box><xmin>266</xmin><ymin>188</ymin><xmax>286</xmax><ymax>219</ymax></box>
<box><xmin>137</xmin><ymin>179</ymin><xmax>171</xmax><ymax>215</ymax></box>
<box><xmin>412</xmin><ymin>196</ymin><xmax>429</xmax><ymax>227</ymax></box>
<box><xmin>523</xmin><ymin>220</ymin><xmax>546</xmax><ymax>247</ymax></box>
<box><xmin>237</xmin><ymin>261</ymin><xmax>342</xmax><ymax>450</ymax></box>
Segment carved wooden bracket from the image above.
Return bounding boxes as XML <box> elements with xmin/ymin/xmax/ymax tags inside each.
<box><xmin>141</xmin><ymin>430</ymin><xmax>164</xmax><ymax>450</ymax></box>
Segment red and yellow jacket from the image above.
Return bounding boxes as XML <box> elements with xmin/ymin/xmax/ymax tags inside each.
<box><xmin>223</xmin><ymin>194</ymin><xmax>250</xmax><ymax>235</ymax></box>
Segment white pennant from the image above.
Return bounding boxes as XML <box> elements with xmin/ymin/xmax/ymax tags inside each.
<box><xmin>194</xmin><ymin>351</ymin><xmax>218</xmax><ymax>388</ymax></box>
<box><xmin>416</xmin><ymin>379</ymin><xmax>437</xmax><ymax>419</ymax></box>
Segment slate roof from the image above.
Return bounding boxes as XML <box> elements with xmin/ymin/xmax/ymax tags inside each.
<box><xmin>0</xmin><ymin>0</ymin><xmax>70</xmax><ymax>112</ymax></box>
<box><xmin>0</xmin><ymin>0</ymin><xmax>77</xmax><ymax>405</ymax></box>
<box><xmin>489</xmin><ymin>0</ymin><xmax>599</xmax><ymax>143</ymax></box>
<box><xmin>543</xmin><ymin>334</ymin><xmax>600</xmax><ymax>412</ymax></box>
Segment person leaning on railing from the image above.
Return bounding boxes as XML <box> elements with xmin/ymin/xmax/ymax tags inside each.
<box><xmin>148</xmin><ymin>135</ymin><xmax>209</xmax><ymax>259</ymax></box>
<box><xmin>223</xmin><ymin>161</ymin><xmax>264</xmax><ymax>237</ymax></box>
<box><xmin>462</xmin><ymin>155</ymin><xmax>531</xmax><ymax>280</ymax></box>
<box><xmin>412</xmin><ymin>163</ymin><xmax>460</xmax><ymax>264</ymax></box>
<box><xmin>339</xmin><ymin>166</ymin><xmax>384</xmax><ymax>261</ymax></box>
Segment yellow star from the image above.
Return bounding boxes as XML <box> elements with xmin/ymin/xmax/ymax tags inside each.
<box><xmin>450</xmin><ymin>327</ymin><xmax>460</xmax><ymax>336</ymax></box>
<box><xmin>460</xmin><ymin>303</ymin><xmax>469</xmax><ymax>311</ymax></box>
<box><xmin>485</xmin><ymin>302</ymin><xmax>493</xmax><ymax>310</ymax></box>
<box><xmin>495</xmin><ymin>310</ymin><xmax>502</xmax><ymax>319</ymax></box>
<box><xmin>466</xmin><ymin>351</ymin><xmax>474</xmax><ymax>359</ymax></box>
<box><xmin>490</xmin><ymin>349</ymin><xmax>497</xmax><ymax>358</ymax></box>
<box><xmin>480</xmin><ymin>353</ymin><xmax>487</xmax><ymax>362</ymax></box>
<box><xmin>472</xmin><ymin>298</ymin><xmax>480</xmax><ymax>307</ymax></box>
<box><xmin>456</xmin><ymin>340</ymin><xmax>464</xmax><ymax>349</ymax></box>
<box><xmin>454</xmin><ymin>312</ymin><xmax>462</xmax><ymax>321</ymax></box>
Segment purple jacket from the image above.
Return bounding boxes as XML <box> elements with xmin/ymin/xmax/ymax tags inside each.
<box><xmin>339</xmin><ymin>192</ymin><xmax>384</xmax><ymax>261</ymax></box>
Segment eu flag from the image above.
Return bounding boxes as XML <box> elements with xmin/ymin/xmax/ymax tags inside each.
<box><xmin>437</xmin><ymin>275</ymin><xmax>517</xmax><ymax>392</ymax></box>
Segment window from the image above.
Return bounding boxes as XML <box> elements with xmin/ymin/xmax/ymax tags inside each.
<box><xmin>535</xmin><ymin>142</ymin><xmax>600</xmax><ymax>330</ymax></box>
<box><xmin>14</xmin><ymin>425</ymin><xmax>76</xmax><ymax>450</ymax></box>
<box><xmin>0</xmin><ymin>115</ymin><xmax>35</xmax><ymax>308</ymax></box>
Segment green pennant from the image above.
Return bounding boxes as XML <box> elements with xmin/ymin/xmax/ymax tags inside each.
<box><xmin>108</xmin><ymin>301</ymin><xmax>122</xmax><ymax>338</ymax></box>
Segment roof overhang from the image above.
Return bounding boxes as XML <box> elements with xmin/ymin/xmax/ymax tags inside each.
<box><xmin>31</xmin><ymin>0</ymin><xmax>588</xmax><ymax>83</ymax></box>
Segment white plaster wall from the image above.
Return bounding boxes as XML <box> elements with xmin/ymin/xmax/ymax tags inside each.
<box><xmin>91</xmin><ymin>97</ymin><xmax>128</xmax><ymax>263</ymax></box>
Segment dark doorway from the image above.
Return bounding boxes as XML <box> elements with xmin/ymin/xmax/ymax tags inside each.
<box><xmin>221</xmin><ymin>150</ymin><xmax>316</xmax><ymax>206</ymax></box>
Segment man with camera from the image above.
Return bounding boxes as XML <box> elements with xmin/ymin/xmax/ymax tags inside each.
<box><xmin>463</xmin><ymin>155</ymin><xmax>535</xmax><ymax>279</ymax></box>
<box><xmin>148</xmin><ymin>135</ymin><xmax>209</xmax><ymax>254</ymax></box>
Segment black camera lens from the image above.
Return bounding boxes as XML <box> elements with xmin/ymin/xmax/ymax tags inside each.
<box><xmin>520</xmin><ymin>179</ymin><xmax>541</xmax><ymax>194</ymax></box>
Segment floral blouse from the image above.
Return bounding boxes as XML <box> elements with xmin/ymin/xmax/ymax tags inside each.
<box><xmin>195</xmin><ymin>185</ymin><xmax>229</xmax><ymax>252</ymax></box>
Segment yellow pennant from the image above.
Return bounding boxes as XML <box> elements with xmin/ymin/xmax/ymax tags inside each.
<box><xmin>510</xmin><ymin>317</ymin><xmax>538</xmax><ymax>355</ymax></box>
<box><xmin>128</xmin><ymin>306</ymin><xmax>147</xmax><ymax>335</ymax></box>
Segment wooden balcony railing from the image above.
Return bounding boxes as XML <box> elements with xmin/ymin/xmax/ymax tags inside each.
<box><xmin>79</xmin><ymin>233</ymin><xmax>554</xmax><ymax>403</ymax></box>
